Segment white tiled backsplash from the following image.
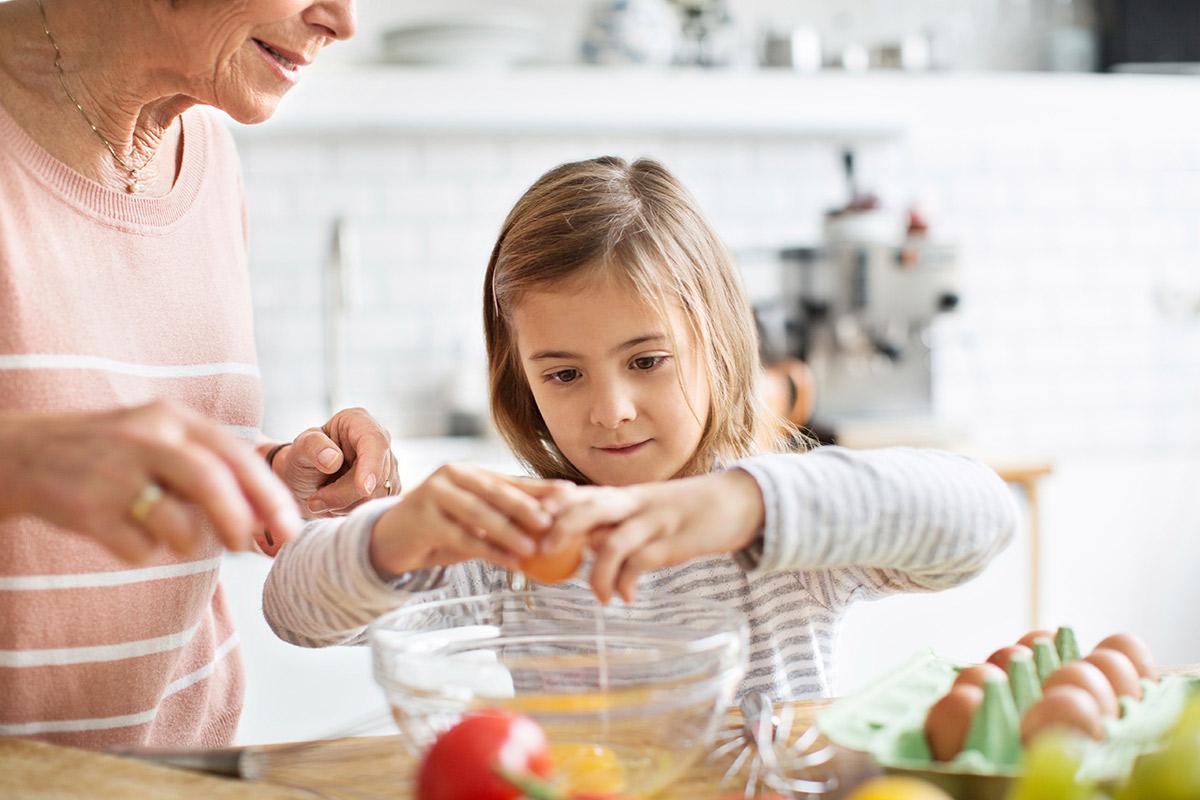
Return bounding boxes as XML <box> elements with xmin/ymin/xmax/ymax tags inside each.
<box><xmin>240</xmin><ymin>121</ymin><xmax>1200</xmax><ymax>457</ymax></box>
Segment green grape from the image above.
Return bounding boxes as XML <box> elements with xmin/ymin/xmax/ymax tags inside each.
<box><xmin>1172</xmin><ymin>694</ymin><xmax>1200</xmax><ymax>737</ymax></box>
<box><xmin>1006</xmin><ymin>734</ymin><xmax>1094</xmax><ymax>800</ymax></box>
<box><xmin>1118</xmin><ymin>733</ymin><xmax>1200</xmax><ymax>800</ymax></box>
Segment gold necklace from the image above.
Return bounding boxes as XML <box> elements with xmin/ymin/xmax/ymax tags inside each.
<box><xmin>35</xmin><ymin>0</ymin><xmax>148</xmax><ymax>193</ymax></box>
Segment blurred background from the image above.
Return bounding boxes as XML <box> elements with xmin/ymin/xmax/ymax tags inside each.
<box><xmin>218</xmin><ymin>0</ymin><xmax>1200</xmax><ymax>743</ymax></box>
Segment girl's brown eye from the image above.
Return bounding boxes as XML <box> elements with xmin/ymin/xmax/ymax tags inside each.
<box><xmin>549</xmin><ymin>369</ymin><xmax>580</xmax><ymax>384</ymax></box>
<box><xmin>632</xmin><ymin>356</ymin><xmax>666</xmax><ymax>371</ymax></box>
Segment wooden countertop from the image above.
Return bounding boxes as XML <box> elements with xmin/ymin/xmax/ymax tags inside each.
<box><xmin>1</xmin><ymin>698</ymin><xmax>875</xmax><ymax>800</ymax></box>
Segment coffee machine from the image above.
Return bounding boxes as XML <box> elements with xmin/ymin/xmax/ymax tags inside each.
<box><xmin>756</xmin><ymin>152</ymin><xmax>961</xmax><ymax>446</ymax></box>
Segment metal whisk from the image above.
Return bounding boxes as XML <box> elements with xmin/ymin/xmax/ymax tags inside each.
<box><xmin>708</xmin><ymin>691</ymin><xmax>839</xmax><ymax>799</ymax></box>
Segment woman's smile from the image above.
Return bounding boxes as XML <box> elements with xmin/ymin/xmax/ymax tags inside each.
<box><xmin>251</xmin><ymin>38</ymin><xmax>305</xmax><ymax>84</ymax></box>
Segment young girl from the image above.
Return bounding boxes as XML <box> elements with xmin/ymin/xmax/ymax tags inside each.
<box><xmin>264</xmin><ymin>157</ymin><xmax>1016</xmax><ymax>699</ymax></box>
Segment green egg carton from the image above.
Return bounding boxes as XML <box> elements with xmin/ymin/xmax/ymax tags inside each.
<box><xmin>818</xmin><ymin>650</ymin><xmax>1197</xmax><ymax>799</ymax></box>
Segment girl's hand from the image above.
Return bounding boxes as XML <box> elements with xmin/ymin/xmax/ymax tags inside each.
<box><xmin>0</xmin><ymin>401</ymin><xmax>301</xmax><ymax>564</ymax></box>
<box><xmin>540</xmin><ymin>470</ymin><xmax>766</xmax><ymax>604</ymax></box>
<box><xmin>368</xmin><ymin>464</ymin><xmax>570</xmax><ymax>578</ymax></box>
<box><xmin>269</xmin><ymin>407</ymin><xmax>397</xmax><ymax>520</ymax></box>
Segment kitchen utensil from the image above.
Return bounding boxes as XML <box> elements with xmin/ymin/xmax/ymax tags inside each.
<box><xmin>109</xmin><ymin>710</ymin><xmax>399</xmax><ymax>794</ymax></box>
<box><xmin>709</xmin><ymin>691</ymin><xmax>838</xmax><ymax>798</ymax></box>
<box><xmin>370</xmin><ymin>589</ymin><xmax>748</xmax><ymax>796</ymax></box>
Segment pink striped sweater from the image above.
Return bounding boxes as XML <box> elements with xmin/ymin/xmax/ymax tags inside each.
<box><xmin>0</xmin><ymin>100</ymin><xmax>261</xmax><ymax>748</ymax></box>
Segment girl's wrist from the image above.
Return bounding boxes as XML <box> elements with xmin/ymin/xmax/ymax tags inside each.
<box><xmin>719</xmin><ymin>469</ymin><xmax>765</xmax><ymax>551</ymax></box>
<box><xmin>368</xmin><ymin>502</ymin><xmax>421</xmax><ymax>579</ymax></box>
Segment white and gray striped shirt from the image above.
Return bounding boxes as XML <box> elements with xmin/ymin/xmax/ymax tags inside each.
<box><xmin>262</xmin><ymin>447</ymin><xmax>1017</xmax><ymax>700</ymax></box>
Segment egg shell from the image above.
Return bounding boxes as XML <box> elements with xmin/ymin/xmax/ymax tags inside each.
<box><xmin>1020</xmin><ymin>685</ymin><xmax>1105</xmax><ymax>744</ymax></box>
<box><xmin>1017</xmin><ymin>629</ymin><xmax>1057</xmax><ymax>649</ymax></box>
<box><xmin>1043</xmin><ymin>661</ymin><xmax>1120</xmax><ymax>718</ymax></box>
<box><xmin>1084</xmin><ymin>648</ymin><xmax>1143</xmax><ymax>703</ymax></box>
<box><xmin>518</xmin><ymin>529</ymin><xmax>584</xmax><ymax>584</ymax></box>
<box><xmin>987</xmin><ymin>644</ymin><xmax>1034</xmax><ymax>672</ymax></box>
<box><xmin>1095</xmin><ymin>633</ymin><xmax>1158</xmax><ymax>681</ymax></box>
<box><xmin>925</xmin><ymin>684</ymin><xmax>984</xmax><ymax>761</ymax></box>
<box><xmin>953</xmin><ymin>663</ymin><xmax>1008</xmax><ymax>690</ymax></box>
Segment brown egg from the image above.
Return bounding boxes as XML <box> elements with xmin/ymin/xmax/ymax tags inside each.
<box><xmin>1095</xmin><ymin>633</ymin><xmax>1158</xmax><ymax>681</ymax></box>
<box><xmin>1020</xmin><ymin>685</ymin><xmax>1105</xmax><ymax>744</ymax></box>
<box><xmin>1084</xmin><ymin>648</ymin><xmax>1144</xmax><ymax>702</ymax></box>
<box><xmin>1017</xmin><ymin>629</ymin><xmax>1057</xmax><ymax>649</ymax></box>
<box><xmin>953</xmin><ymin>663</ymin><xmax>1009</xmax><ymax>690</ymax></box>
<box><xmin>987</xmin><ymin>644</ymin><xmax>1034</xmax><ymax>672</ymax></box>
<box><xmin>925</xmin><ymin>684</ymin><xmax>984</xmax><ymax>761</ymax></box>
<box><xmin>1043</xmin><ymin>661</ymin><xmax>1120</xmax><ymax>718</ymax></box>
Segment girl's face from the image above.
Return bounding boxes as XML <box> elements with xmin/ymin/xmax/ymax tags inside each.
<box><xmin>513</xmin><ymin>276</ymin><xmax>710</xmax><ymax>486</ymax></box>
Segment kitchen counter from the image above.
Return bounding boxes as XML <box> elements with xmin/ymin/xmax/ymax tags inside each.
<box><xmin>7</xmin><ymin>667</ymin><xmax>1198</xmax><ymax>798</ymax></box>
<box><xmin>1</xmin><ymin>698</ymin><xmax>873</xmax><ymax>800</ymax></box>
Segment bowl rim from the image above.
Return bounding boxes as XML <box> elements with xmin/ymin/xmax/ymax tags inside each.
<box><xmin>367</xmin><ymin>588</ymin><xmax>749</xmax><ymax>660</ymax></box>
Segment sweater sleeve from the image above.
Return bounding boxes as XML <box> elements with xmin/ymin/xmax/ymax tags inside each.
<box><xmin>731</xmin><ymin>447</ymin><xmax>1018</xmax><ymax>609</ymax></box>
<box><xmin>261</xmin><ymin>497</ymin><xmax>494</xmax><ymax>647</ymax></box>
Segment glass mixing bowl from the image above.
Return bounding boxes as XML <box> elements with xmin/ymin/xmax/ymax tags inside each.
<box><xmin>369</xmin><ymin>589</ymin><xmax>748</xmax><ymax>796</ymax></box>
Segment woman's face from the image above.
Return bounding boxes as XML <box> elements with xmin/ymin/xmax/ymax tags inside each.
<box><xmin>162</xmin><ymin>1</ymin><xmax>355</xmax><ymax>124</ymax></box>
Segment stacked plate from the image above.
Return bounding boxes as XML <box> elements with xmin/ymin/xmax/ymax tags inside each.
<box><xmin>380</xmin><ymin>13</ymin><xmax>545</xmax><ymax>67</ymax></box>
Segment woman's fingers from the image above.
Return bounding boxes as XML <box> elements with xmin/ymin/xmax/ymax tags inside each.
<box><xmin>291</xmin><ymin>428</ymin><xmax>345</xmax><ymax>475</ymax></box>
<box><xmin>137</xmin><ymin>491</ymin><xmax>205</xmax><ymax>557</ymax></box>
<box><xmin>181</xmin><ymin>416</ymin><xmax>301</xmax><ymax>547</ymax></box>
<box><xmin>144</xmin><ymin>443</ymin><xmax>260</xmax><ymax>552</ymax></box>
<box><xmin>97</xmin><ymin>521</ymin><xmax>159</xmax><ymax>564</ymax></box>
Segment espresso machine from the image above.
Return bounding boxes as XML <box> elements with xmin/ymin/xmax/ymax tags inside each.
<box><xmin>756</xmin><ymin>152</ymin><xmax>962</xmax><ymax>446</ymax></box>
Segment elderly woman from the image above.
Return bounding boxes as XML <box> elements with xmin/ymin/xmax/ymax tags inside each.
<box><xmin>0</xmin><ymin>0</ymin><xmax>388</xmax><ymax>749</ymax></box>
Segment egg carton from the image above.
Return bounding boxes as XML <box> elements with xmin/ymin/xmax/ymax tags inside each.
<box><xmin>816</xmin><ymin>648</ymin><xmax>1197</xmax><ymax>799</ymax></box>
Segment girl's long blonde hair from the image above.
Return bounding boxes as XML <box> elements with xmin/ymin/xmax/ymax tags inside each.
<box><xmin>484</xmin><ymin>156</ymin><xmax>788</xmax><ymax>483</ymax></box>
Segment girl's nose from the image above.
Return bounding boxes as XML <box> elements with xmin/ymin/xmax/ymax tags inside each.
<box><xmin>589</xmin><ymin>383</ymin><xmax>637</xmax><ymax>429</ymax></box>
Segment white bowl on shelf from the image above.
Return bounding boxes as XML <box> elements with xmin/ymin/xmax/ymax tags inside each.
<box><xmin>380</xmin><ymin>14</ymin><xmax>545</xmax><ymax>67</ymax></box>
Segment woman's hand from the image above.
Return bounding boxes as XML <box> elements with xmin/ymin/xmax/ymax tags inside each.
<box><xmin>0</xmin><ymin>401</ymin><xmax>301</xmax><ymax>564</ymax></box>
<box><xmin>539</xmin><ymin>470</ymin><xmax>766</xmax><ymax>604</ymax></box>
<box><xmin>368</xmin><ymin>464</ymin><xmax>571</xmax><ymax>578</ymax></box>
<box><xmin>270</xmin><ymin>407</ymin><xmax>397</xmax><ymax>519</ymax></box>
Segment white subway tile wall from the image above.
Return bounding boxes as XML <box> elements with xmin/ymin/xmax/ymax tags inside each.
<box><xmin>241</xmin><ymin>128</ymin><xmax>1200</xmax><ymax>456</ymax></box>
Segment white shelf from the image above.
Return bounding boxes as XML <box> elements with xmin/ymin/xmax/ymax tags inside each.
<box><xmin>229</xmin><ymin>66</ymin><xmax>1200</xmax><ymax>139</ymax></box>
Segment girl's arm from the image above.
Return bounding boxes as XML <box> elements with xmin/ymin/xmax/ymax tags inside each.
<box><xmin>539</xmin><ymin>447</ymin><xmax>1016</xmax><ymax>605</ymax></box>
<box><xmin>734</xmin><ymin>447</ymin><xmax>1019</xmax><ymax>607</ymax></box>
<box><xmin>262</xmin><ymin>465</ymin><xmax>565</xmax><ymax>647</ymax></box>
<box><xmin>263</xmin><ymin>498</ymin><xmax>454</xmax><ymax>648</ymax></box>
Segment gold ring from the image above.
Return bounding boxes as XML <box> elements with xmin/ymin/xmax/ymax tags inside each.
<box><xmin>130</xmin><ymin>482</ymin><xmax>165</xmax><ymax>524</ymax></box>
